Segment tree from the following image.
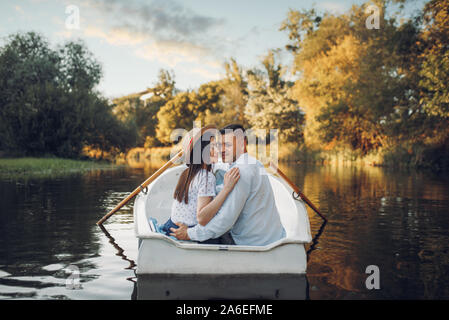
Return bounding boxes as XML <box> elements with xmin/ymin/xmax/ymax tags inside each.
<box><xmin>0</xmin><ymin>32</ymin><xmax>60</xmax><ymax>153</ymax></box>
<box><xmin>0</xmin><ymin>31</ymin><xmax>135</xmax><ymax>157</ymax></box>
<box><xmin>155</xmin><ymin>92</ymin><xmax>192</xmax><ymax>145</ymax></box>
<box><xmin>220</xmin><ymin>58</ymin><xmax>249</xmax><ymax>126</ymax></box>
<box><xmin>280</xmin><ymin>2</ymin><xmax>426</xmax><ymax>155</ymax></box>
<box><xmin>155</xmin><ymin>81</ymin><xmax>223</xmax><ymax>144</ymax></box>
<box><xmin>113</xmin><ymin>69</ymin><xmax>176</xmax><ymax>147</ymax></box>
<box><xmin>245</xmin><ymin>51</ymin><xmax>304</xmax><ymax>143</ymax></box>
<box><xmin>58</xmin><ymin>41</ymin><xmax>102</xmax><ymax>92</ymax></box>
<box><xmin>419</xmin><ymin>0</ymin><xmax>449</xmax><ymax>120</ymax></box>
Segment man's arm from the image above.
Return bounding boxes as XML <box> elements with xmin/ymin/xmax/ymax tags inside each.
<box><xmin>187</xmin><ymin>169</ymin><xmax>251</xmax><ymax>242</ymax></box>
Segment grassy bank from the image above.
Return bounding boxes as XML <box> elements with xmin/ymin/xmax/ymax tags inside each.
<box><xmin>0</xmin><ymin>157</ymin><xmax>117</xmax><ymax>179</ymax></box>
<box><xmin>277</xmin><ymin>142</ymin><xmax>449</xmax><ymax>172</ymax></box>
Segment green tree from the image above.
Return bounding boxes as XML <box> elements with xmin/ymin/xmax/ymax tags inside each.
<box><xmin>113</xmin><ymin>69</ymin><xmax>176</xmax><ymax>147</ymax></box>
<box><xmin>0</xmin><ymin>31</ymin><xmax>135</xmax><ymax>157</ymax></box>
<box><xmin>245</xmin><ymin>51</ymin><xmax>304</xmax><ymax>143</ymax></box>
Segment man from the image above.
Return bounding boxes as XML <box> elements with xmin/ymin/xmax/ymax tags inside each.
<box><xmin>170</xmin><ymin>124</ymin><xmax>286</xmax><ymax>246</ymax></box>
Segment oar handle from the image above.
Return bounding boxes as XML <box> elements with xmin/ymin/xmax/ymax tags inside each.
<box><xmin>96</xmin><ymin>151</ymin><xmax>183</xmax><ymax>225</ymax></box>
<box><xmin>269</xmin><ymin>162</ymin><xmax>327</xmax><ymax>222</ymax></box>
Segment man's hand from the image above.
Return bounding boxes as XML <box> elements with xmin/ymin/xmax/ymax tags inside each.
<box><xmin>170</xmin><ymin>222</ymin><xmax>190</xmax><ymax>240</ymax></box>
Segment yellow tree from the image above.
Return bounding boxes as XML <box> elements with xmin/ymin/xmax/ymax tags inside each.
<box><xmin>294</xmin><ymin>34</ymin><xmax>366</xmax><ymax>150</ymax></box>
<box><xmin>281</xmin><ymin>2</ymin><xmax>412</xmax><ymax>155</ymax></box>
<box><xmin>156</xmin><ymin>81</ymin><xmax>223</xmax><ymax>144</ymax></box>
<box><xmin>419</xmin><ymin>0</ymin><xmax>449</xmax><ymax>120</ymax></box>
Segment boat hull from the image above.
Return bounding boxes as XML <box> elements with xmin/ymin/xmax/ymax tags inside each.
<box><xmin>137</xmin><ymin>236</ymin><xmax>307</xmax><ymax>275</ymax></box>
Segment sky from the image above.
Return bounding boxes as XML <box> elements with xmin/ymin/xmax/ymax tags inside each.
<box><xmin>0</xmin><ymin>0</ymin><xmax>426</xmax><ymax>99</ymax></box>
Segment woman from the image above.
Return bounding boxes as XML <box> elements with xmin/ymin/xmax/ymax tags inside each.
<box><xmin>159</xmin><ymin>125</ymin><xmax>240</xmax><ymax>236</ymax></box>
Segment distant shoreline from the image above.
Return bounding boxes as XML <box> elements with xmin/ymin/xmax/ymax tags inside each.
<box><xmin>0</xmin><ymin>157</ymin><xmax>119</xmax><ymax>179</ymax></box>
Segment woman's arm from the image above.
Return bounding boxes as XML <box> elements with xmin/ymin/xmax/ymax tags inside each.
<box><xmin>196</xmin><ymin>168</ymin><xmax>240</xmax><ymax>226</ymax></box>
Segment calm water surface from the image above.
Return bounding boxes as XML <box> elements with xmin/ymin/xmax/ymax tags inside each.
<box><xmin>0</xmin><ymin>163</ymin><xmax>448</xmax><ymax>299</ymax></box>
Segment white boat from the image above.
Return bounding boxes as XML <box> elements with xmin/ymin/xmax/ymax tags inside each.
<box><xmin>133</xmin><ymin>165</ymin><xmax>312</xmax><ymax>276</ymax></box>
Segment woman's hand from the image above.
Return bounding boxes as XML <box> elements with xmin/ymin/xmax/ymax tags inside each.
<box><xmin>223</xmin><ymin>167</ymin><xmax>240</xmax><ymax>192</ymax></box>
<box><xmin>170</xmin><ymin>222</ymin><xmax>190</xmax><ymax>240</ymax></box>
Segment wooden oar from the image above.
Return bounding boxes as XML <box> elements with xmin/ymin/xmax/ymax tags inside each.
<box><xmin>269</xmin><ymin>162</ymin><xmax>327</xmax><ymax>222</ymax></box>
<box><xmin>96</xmin><ymin>151</ymin><xmax>183</xmax><ymax>225</ymax></box>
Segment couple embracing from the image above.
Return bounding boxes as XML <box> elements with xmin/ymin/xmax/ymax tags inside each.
<box><xmin>159</xmin><ymin>124</ymin><xmax>286</xmax><ymax>246</ymax></box>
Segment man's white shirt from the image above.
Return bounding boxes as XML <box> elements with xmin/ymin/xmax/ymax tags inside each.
<box><xmin>187</xmin><ymin>153</ymin><xmax>286</xmax><ymax>246</ymax></box>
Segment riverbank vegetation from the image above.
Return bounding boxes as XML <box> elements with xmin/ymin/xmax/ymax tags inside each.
<box><xmin>0</xmin><ymin>157</ymin><xmax>116</xmax><ymax>178</ymax></box>
<box><xmin>1</xmin><ymin>0</ymin><xmax>448</xmax><ymax>171</ymax></box>
<box><xmin>0</xmin><ymin>32</ymin><xmax>137</xmax><ymax>159</ymax></box>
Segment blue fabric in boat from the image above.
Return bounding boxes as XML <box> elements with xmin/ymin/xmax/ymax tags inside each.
<box><xmin>148</xmin><ymin>217</ymin><xmax>178</xmax><ymax>240</ymax></box>
<box><xmin>148</xmin><ymin>217</ymin><xmax>235</xmax><ymax>245</ymax></box>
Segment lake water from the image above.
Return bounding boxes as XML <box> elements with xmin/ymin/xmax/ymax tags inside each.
<box><xmin>0</xmin><ymin>163</ymin><xmax>448</xmax><ymax>299</ymax></box>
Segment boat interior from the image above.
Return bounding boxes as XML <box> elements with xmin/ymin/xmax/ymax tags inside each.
<box><xmin>134</xmin><ymin>165</ymin><xmax>312</xmax><ymax>251</ymax></box>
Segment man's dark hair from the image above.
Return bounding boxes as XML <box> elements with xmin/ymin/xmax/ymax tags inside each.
<box><xmin>219</xmin><ymin>123</ymin><xmax>247</xmax><ymax>143</ymax></box>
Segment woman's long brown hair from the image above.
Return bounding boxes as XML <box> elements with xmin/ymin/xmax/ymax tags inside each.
<box><xmin>173</xmin><ymin>137</ymin><xmax>212</xmax><ymax>204</ymax></box>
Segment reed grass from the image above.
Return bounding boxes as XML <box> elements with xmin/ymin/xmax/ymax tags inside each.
<box><xmin>0</xmin><ymin>157</ymin><xmax>116</xmax><ymax>178</ymax></box>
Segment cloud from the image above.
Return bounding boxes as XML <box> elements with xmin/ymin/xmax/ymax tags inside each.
<box><xmin>57</xmin><ymin>0</ymin><xmax>226</xmax><ymax>70</ymax></box>
<box><xmin>84</xmin><ymin>25</ymin><xmax>148</xmax><ymax>46</ymax></box>
<box><xmin>136</xmin><ymin>40</ymin><xmax>211</xmax><ymax>67</ymax></box>
<box><xmin>116</xmin><ymin>0</ymin><xmax>224</xmax><ymax>39</ymax></box>
<box><xmin>77</xmin><ymin>0</ymin><xmax>224</xmax><ymax>43</ymax></box>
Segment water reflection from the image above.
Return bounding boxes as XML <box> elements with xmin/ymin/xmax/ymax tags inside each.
<box><xmin>0</xmin><ymin>168</ymin><xmax>140</xmax><ymax>299</ymax></box>
<box><xmin>307</xmin><ymin>220</ymin><xmax>327</xmax><ymax>259</ymax></box>
<box><xmin>280</xmin><ymin>164</ymin><xmax>449</xmax><ymax>299</ymax></box>
<box><xmin>98</xmin><ymin>225</ymin><xmax>136</xmax><ymax>270</ymax></box>
<box><xmin>133</xmin><ymin>274</ymin><xmax>308</xmax><ymax>300</ymax></box>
